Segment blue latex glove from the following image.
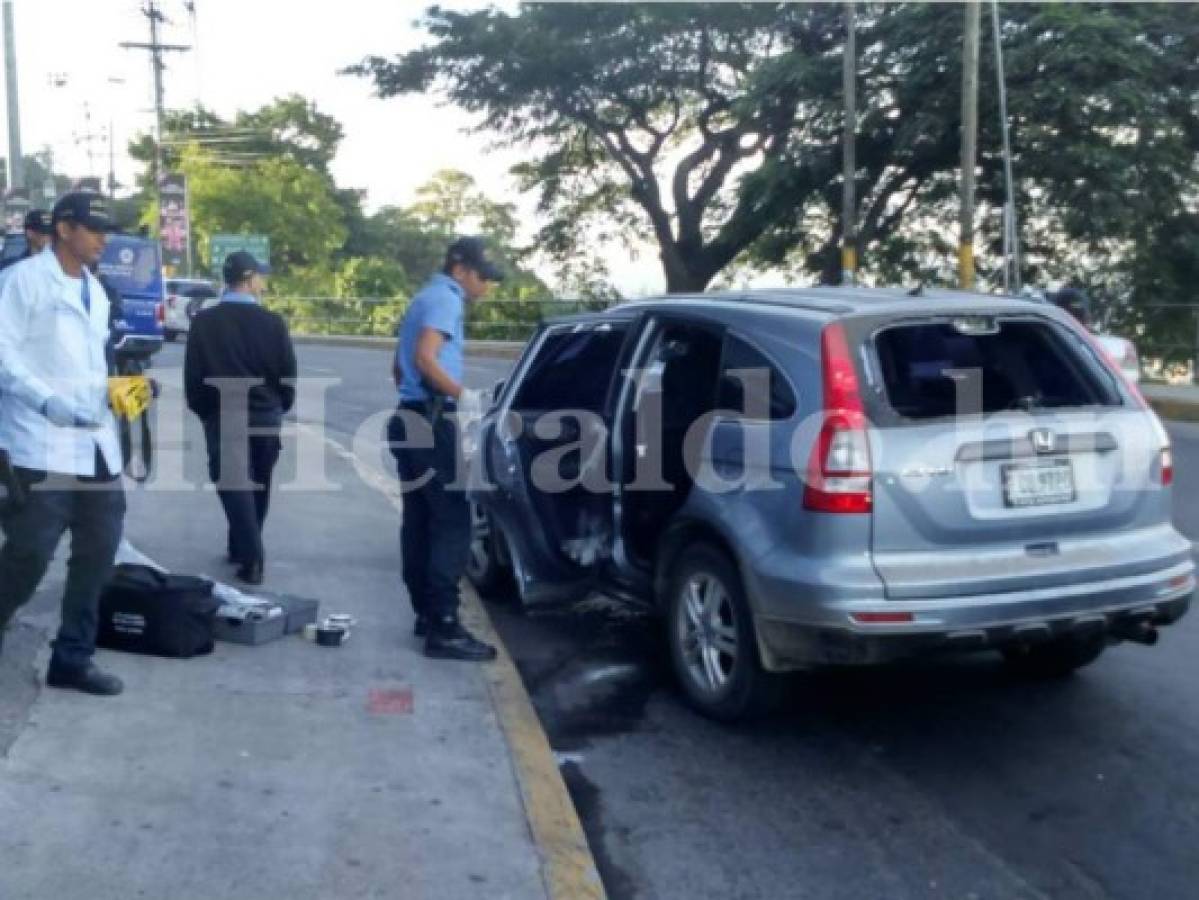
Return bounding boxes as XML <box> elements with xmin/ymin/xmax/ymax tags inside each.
<box><xmin>42</xmin><ymin>396</ymin><xmax>101</xmax><ymax>430</ymax></box>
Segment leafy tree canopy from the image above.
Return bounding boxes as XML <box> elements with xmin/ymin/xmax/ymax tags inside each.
<box><xmin>353</xmin><ymin>1</ymin><xmax>1198</xmax><ymax>311</ymax></box>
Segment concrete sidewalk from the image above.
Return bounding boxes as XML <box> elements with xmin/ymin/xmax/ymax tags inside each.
<box><xmin>0</xmin><ymin>364</ymin><xmax>599</xmax><ymax>899</ymax></box>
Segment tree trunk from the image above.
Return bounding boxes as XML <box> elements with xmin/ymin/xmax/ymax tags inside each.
<box><xmin>661</xmin><ymin>254</ymin><xmax>715</xmax><ymax>294</ymax></box>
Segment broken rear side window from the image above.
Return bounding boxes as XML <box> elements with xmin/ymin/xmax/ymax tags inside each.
<box><xmin>513</xmin><ymin>326</ymin><xmax>628</xmax><ymax>414</ymax></box>
<box><xmin>873</xmin><ymin>320</ymin><xmax>1122</xmax><ymax>420</ymax></box>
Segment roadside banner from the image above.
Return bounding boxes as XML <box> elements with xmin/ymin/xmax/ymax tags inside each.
<box><xmin>158</xmin><ymin>173</ymin><xmax>191</xmax><ymax>272</ymax></box>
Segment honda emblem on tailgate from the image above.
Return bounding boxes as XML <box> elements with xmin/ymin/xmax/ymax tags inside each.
<box><xmin>1030</xmin><ymin>428</ymin><xmax>1056</xmax><ymax>454</ymax></box>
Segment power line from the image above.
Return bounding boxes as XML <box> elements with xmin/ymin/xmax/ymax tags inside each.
<box><xmin>120</xmin><ymin>0</ymin><xmax>190</xmax><ymax>187</ymax></box>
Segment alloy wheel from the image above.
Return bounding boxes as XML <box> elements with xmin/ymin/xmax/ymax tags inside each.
<box><xmin>677</xmin><ymin>572</ymin><xmax>739</xmax><ymax>697</ymax></box>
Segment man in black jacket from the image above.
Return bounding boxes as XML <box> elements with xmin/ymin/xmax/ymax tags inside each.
<box><xmin>184</xmin><ymin>252</ymin><xmax>296</xmax><ymax>585</ymax></box>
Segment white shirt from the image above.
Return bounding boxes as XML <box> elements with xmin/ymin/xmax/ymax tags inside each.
<box><xmin>0</xmin><ymin>247</ymin><xmax>121</xmax><ymax>476</ymax></box>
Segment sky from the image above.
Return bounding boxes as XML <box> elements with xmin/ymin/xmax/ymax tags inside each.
<box><xmin>7</xmin><ymin>0</ymin><xmax>668</xmax><ymax>293</ymax></box>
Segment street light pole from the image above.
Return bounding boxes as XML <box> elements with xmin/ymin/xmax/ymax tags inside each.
<box><xmin>841</xmin><ymin>0</ymin><xmax>857</xmax><ymax>286</ymax></box>
<box><xmin>3</xmin><ymin>0</ymin><xmax>24</xmax><ymax>191</ymax></box>
<box><xmin>959</xmin><ymin>0</ymin><xmax>982</xmax><ymax>290</ymax></box>
<box><xmin>107</xmin><ymin>76</ymin><xmax>126</xmax><ymax>198</ymax></box>
<box><xmin>991</xmin><ymin>0</ymin><xmax>1020</xmax><ymax>294</ymax></box>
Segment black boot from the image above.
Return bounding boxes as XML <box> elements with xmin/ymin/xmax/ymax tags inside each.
<box><xmin>424</xmin><ymin>619</ymin><xmax>497</xmax><ymax>662</ymax></box>
<box><xmin>46</xmin><ymin>662</ymin><xmax>124</xmax><ymax>696</ymax></box>
<box><xmin>237</xmin><ymin>560</ymin><xmax>264</xmax><ymax>586</ymax></box>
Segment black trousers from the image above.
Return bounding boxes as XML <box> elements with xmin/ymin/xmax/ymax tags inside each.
<box><xmin>388</xmin><ymin>407</ymin><xmax>470</xmax><ymax>623</ymax></box>
<box><xmin>0</xmin><ymin>453</ymin><xmax>125</xmax><ymax>669</ymax></box>
<box><xmin>203</xmin><ymin>419</ymin><xmax>281</xmax><ymax>567</ymax></box>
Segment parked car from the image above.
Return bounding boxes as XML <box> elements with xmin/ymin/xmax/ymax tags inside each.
<box><xmin>466</xmin><ymin>287</ymin><xmax>1193</xmax><ymax>720</ymax></box>
<box><xmin>98</xmin><ymin>235</ymin><xmax>165</xmax><ymax>367</ymax></box>
<box><xmin>162</xmin><ymin>277</ymin><xmax>219</xmax><ymax>341</ymax></box>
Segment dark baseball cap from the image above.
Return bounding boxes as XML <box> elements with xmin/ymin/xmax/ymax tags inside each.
<box><xmin>23</xmin><ymin>210</ymin><xmax>52</xmax><ymax>235</ymax></box>
<box><xmin>445</xmin><ymin>236</ymin><xmax>505</xmax><ymax>282</ymax></box>
<box><xmin>51</xmin><ymin>192</ymin><xmax>118</xmax><ymax>233</ymax></box>
<box><xmin>222</xmin><ymin>250</ymin><xmax>272</xmax><ymax>285</ymax></box>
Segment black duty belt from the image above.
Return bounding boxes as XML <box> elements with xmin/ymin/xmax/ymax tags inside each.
<box><xmin>399</xmin><ymin>398</ymin><xmax>458</xmax><ymax>420</ymax></box>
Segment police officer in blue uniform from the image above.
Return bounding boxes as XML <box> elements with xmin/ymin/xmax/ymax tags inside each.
<box><xmin>389</xmin><ymin>237</ymin><xmax>501</xmax><ymax>662</ymax></box>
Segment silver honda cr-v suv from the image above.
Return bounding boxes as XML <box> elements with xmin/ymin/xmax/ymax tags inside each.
<box><xmin>468</xmin><ymin>287</ymin><xmax>1193</xmax><ymax>720</ymax></box>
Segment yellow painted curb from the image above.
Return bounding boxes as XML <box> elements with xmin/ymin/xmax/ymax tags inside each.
<box><xmin>460</xmin><ymin>584</ymin><xmax>608</xmax><ymax>900</ymax></box>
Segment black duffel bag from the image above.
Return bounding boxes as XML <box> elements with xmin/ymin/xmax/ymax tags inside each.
<box><xmin>97</xmin><ymin>564</ymin><xmax>220</xmax><ymax>658</ymax></box>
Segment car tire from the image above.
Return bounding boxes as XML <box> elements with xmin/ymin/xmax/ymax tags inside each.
<box><xmin>1001</xmin><ymin>633</ymin><xmax>1107</xmax><ymax>679</ymax></box>
<box><xmin>465</xmin><ymin>503</ymin><xmax>512</xmax><ymax>599</ymax></box>
<box><xmin>665</xmin><ymin>542</ymin><xmax>781</xmax><ymax>722</ymax></box>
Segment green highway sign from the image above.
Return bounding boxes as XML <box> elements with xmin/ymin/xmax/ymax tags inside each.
<box><xmin>210</xmin><ymin>234</ymin><xmax>271</xmax><ymax>278</ymax></box>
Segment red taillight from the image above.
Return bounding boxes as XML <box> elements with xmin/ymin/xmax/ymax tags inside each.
<box><xmin>155</xmin><ymin>302</ymin><xmax>164</xmax><ymax>324</ymax></box>
<box><xmin>1160</xmin><ymin>448</ymin><xmax>1174</xmax><ymax>487</ymax></box>
<box><xmin>804</xmin><ymin>323</ymin><xmax>873</xmax><ymax>514</ymax></box>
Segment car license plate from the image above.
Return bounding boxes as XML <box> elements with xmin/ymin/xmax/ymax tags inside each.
<box><xmin>1002</xmin><ymin>460</ymin><xmax>1076</xmax><ymax>508</ymax></box>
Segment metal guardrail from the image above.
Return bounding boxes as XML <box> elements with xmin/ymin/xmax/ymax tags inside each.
<box><xmin>264</xmin><ymin>296</ymin><xmax>1199</xmax><ymax>382</ymax></box>
<box><xmin>265</xmin><ymin>295</ymin><xmax>615</xmax><ymax>341</ymax></box>
<box><xmin>1107</xmin><ymin>304</ymin><xmax>1199</xmax><ymax>382</ymax></box>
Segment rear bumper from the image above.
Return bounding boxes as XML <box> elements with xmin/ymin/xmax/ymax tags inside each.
<box><xmin>755</xmin><ymin>561</ymin><xmax>1194</xmax><ymax>671</ymax></box>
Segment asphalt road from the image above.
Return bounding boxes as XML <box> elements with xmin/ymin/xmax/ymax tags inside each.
<box><xmin>258</xmin><ymin>343</ymin><xmax>1199</xmax><ymax>900</ymax></box>
<box><xmin>65</xmin><ymin>345</ymin><xmax>1199</xmax><ymax>899</ymax></box>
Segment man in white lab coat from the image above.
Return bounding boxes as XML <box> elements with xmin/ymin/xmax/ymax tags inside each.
<box><xmin>0</xmin><ymin>193</ymin><xmax>126</xmax><ymax>696</ymax></box>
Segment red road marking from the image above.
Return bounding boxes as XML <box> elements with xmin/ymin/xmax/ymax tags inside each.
<box><xmin>368</xmin><ymin>688</ymin><xmax>414</xmax><ymax>715</ymax></box>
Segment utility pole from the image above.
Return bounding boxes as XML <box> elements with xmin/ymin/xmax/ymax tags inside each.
<box><xmin>3</xmin><ymin>0</ymin><xmax>24</xmax><ymax>191</ymax></box>
<box><xmin>991</xmin><ymin>0</ymin><xmax>1020</xmax><ymax>294</ymax></box>
<box><xmin>121</xmin><ymin>0</ymin><xmax>190</xmax><ymax>188</ymax></box>
<box><xmin>107</xmin><ymin>76</ymin><xmax>126</xmax><ymax>198</ymax></box>
<box><xmin>959</xmin><ymin>0</ymin><xmax>982</xmax><ymax>290</ymax></box>
<box><xmin>841</xmin><ymin>0</ymin><xmax>857</xmax><ymax>286</ymax></box>
<box><xmin>108</xmin><ymin>122</ymin><xmax>117</xmax><ymax>196</ymax></box>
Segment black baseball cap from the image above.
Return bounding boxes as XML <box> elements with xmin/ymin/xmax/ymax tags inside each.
<box><xmin>223</xmin><ymin>250</ymin><xmax>272</xmax><ymax>285</ymax></box>
<box><xmin>23</xmin><ymin>210</ymin><xmax>52</xmax><ymax>235</ymax></box>
<box><xmin>445</xmin><ymin>236</ymin><xmax>505</xmax><ymax>282</ymax></box>
<box><xmin>51</xmin><ymin>192</ymin><xmax>118</xmax><ymax>233</ymax></box>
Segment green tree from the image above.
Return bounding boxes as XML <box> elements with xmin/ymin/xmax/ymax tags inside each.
<box><xmin>353</xmin><ymin>1</ymin><xmax>1198</xmax><ymax>311</ymax></box>
<box><xmin>351</xmin><ymin>205</ymin><xmax>448</xmax><ymax>278</ymax></box>
<box><xmin>352</xmin><ymin>3</ymin><xmax>830</xmax><ymax>292</ymax></box>
<box><xmin>409</xmin><ymin>169</ymin><xmax>519</xmax><ymax>248</ymax></box>
<box><xmin>147</xmin><ymin>145</ymin><xmax>348</xmax><ymax>273</ymax></box>
<box><xmin>130</xmin><ymin>96</ymin><xmax>344</xmax><ymax>185</ymax></box>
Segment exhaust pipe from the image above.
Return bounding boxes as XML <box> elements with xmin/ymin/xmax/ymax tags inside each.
<box><xmin>1112</xmin><ymin>620</ymin><xmax>1159</xmax><ymax>646</ymax></box>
